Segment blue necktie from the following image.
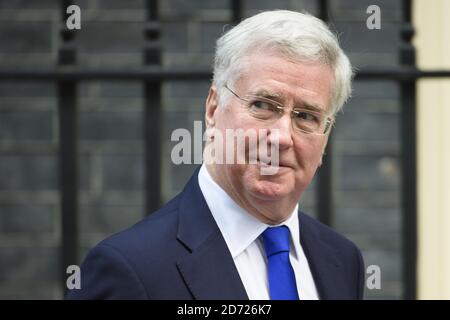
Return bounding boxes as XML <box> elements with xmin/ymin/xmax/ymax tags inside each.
<box><xmin>262</xmin><ymin>226</ymin><xmax>299</xmax><ymax>300</ymax></box>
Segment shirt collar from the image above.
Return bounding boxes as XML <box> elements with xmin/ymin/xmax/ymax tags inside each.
<box><xmin>198</xmin><ymin>164</ymin><xmax>301</xmax><ymax>259</ymax></box>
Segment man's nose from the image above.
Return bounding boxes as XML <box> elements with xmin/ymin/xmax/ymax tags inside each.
<box><xmin>268</xmin><ymin>115</ymin><xmax>294</xmax><ymax>150</ymax></box>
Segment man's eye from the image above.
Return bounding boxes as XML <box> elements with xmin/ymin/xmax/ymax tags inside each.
<box><xmin>252</xmin><ymin>100</ymin><xmax>274</xmax><ymax>111</ymax></box>
<box><xmin>297</xmin><ymin>111</ymin><xmax>319</xmax><ymax>122</ymax></box>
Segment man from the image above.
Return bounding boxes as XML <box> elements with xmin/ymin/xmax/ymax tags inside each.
<box><xmin>67</xmin><ymin>10</ymin><xmax>364</xmax><ymax>300</ymax></box>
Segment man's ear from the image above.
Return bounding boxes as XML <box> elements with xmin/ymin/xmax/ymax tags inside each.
<box><xmin>319</xmin><ymin>133</ymin><xmax>331</xmax><ymax>167</ymax></box>
<box><xmin>318</xmin><ymin>152</ymin><xmax>324</xmax><ymax>167</ymax></box>
<box><xmin>205</xmin><ymin>86</ymin><xmax>219</xmax><ymax>128</ymax></box>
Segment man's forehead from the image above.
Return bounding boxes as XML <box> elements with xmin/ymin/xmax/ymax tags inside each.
<box><xmin>232</xmin><ymin>54</ymin><xmax>333</xmax><ymax>112</ymax></box>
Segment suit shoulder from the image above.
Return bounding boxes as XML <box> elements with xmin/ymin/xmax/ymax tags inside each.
<box><xmin>299</xmin><ymin>211</ymin><xmax>361</xmax><ymax>253</ymax></box>
<box><xmin>94</xmin><ymin>193</ymin><xmax>182</xmax><ymax>256</ymax></box>
<box><xmin>299</xmin><ymin>211</ymin><xmax>365</xmax><ymax>299</ymax></box>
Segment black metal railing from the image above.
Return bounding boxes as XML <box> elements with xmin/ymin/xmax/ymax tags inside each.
<box><xmin>1</xmin><ymin>0</ymin><xmax>450</xmax><ymax>299</ymax></box>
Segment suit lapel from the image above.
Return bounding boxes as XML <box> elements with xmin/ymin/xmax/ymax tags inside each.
<box><xmin>298</xmin><ymin>212</ymin><xmax>347</xmax><ymax>299</ymax></box>
<box><xmin>177</xmin><ymin>230</ymin><xmax>249</xmax><ymax>300</ymax></box>
<box><xmin>174</xmin><ymin>168</ymin><xmax>348</xmax><ymax>300</ymax></box>
<box><xmin>176</xmin><ymin>167</ymin><xmax>248</xmax><ymax>300</ymax></box>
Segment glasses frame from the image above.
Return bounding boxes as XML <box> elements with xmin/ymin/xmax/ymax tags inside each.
<box><xmin>224</xmin><ymin>85</ymin><xmax>334</xmax><ymax>135</ymax></box>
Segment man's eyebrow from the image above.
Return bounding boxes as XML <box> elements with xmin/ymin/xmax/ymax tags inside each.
<box><xmin>299</xmin><ymin>103</ymin><xmax>325</xmax><ymax>113</ymax></box>
<box><xmin>250</xmin><ymin>89</ymin><xmax>284</xmax><ymax>101</ymax></box>
<box><xmin>250</xmin><ymin>89</ymin><xmax>325</xmax><ymax>113</ymax></box>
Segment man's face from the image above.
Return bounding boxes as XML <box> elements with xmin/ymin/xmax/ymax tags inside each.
<box><xmin>205</xmin><ymin>53</ymin><xmax>334</xmax><ymax>223</ymax></box>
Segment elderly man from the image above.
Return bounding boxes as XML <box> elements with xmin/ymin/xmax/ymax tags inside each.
<box><xmin>67</xmin><ymin>10</ymin><xmax>364</xmax><ymax>300</ymax></box>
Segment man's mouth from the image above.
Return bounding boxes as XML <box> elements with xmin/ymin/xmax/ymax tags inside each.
<box><xmin>255</xmin><ymin>158</ymin><xmax>293</xmax><ymax>169</ymax></box>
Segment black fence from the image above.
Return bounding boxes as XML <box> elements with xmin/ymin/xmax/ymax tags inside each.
<box><xmin>1</xmin><ymin>0</ymin><xmax>450</xmax><ymax>299</ymax></box>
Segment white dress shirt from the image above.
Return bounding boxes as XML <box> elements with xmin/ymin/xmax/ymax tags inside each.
<box><xmin>198</xmin><ymin>164</ymin><xmax>319</xmax><ymax>300</ymax></box>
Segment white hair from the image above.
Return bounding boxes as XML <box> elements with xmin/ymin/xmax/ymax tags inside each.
<box><xmin>212</xmin><ymin>10</ymin><xmax>353</xmax><ymax>115</ymax></box>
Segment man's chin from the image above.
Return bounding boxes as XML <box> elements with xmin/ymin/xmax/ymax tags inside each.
<box><xmin>247</xmin><ymin>179</ymin><xmax>292</xmax><ymax>201</ymax></box>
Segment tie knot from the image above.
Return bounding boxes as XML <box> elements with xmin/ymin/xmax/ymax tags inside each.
<box><xmin>262</xmin><ymin>226</ymin><xmax>291</xmax><ymax>257</ymax></box>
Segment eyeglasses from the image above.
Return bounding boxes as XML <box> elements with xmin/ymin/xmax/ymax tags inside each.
<box><xmin>224</xmin><ymin>85</ymin><xmax>334</xmax><ymax>135</ymax></box>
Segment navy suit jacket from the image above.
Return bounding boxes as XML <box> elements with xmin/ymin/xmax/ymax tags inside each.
<box><xmin>66</xmin><ymin>168</ymin><xmax>365</xmax><ymax>300</ymax></box>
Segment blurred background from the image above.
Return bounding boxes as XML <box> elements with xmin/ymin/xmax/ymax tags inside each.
<box><xmin>0</xmin><ymin>0</ymin><xmax>448</xmax><ymax>299</ymax></box>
